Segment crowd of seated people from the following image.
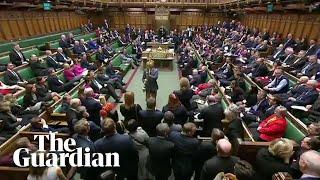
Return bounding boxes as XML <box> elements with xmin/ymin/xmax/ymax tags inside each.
<box><xmin>0</xmin><ymin>21</ymin><xmax>319</xmax><ymax>180</ymax></box>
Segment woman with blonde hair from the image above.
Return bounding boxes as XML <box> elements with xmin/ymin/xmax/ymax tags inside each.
<box><xmin>256</xmin><ymin>138</ymin><xmax>294</xmax><ymax>180</ymax></box>
<box><xmin>120</xmin><ymin>91</ymin><xmax>142</xmax><ymax>122</ymax></box>
<box><xmin>173</xmin><ymin>77</ymin><xmax>195</xmax><ymax>110</ymax></box>
<box><xmin>142</xmin><ymin>60</ymin><xmax>158</xmax><ymax>100</ymax></box>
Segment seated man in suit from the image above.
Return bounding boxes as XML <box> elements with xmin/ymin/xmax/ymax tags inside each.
<box><xmin>105</xmin><ymin>60</ymin><xmax>124</xmax><ymax>83</ymax></box>
<box><xmin>270</xmin><ymin>44</ymin><xmax>285</xmax><ymax>61</ymax></box>
<box><xmin>3</xmin><ymin>63</ymin><xmax>27</xmax><ymax>86</ymax></box>
<box><xmin>305</xmin><ymin>39</ymin><xmax>319</xmax><ymax>56</ymax></box>
<box><xmin>29</xmin><ymin>55</ymin><xmax>49</xmax><ymax>77</ymax></box>
<box><xmin>45</xmin><ymin>50</ymin><xmax>63</xmax><ymax>70</ymax></box>
<box><xmin>264</xmin><ymin>68</ymin><xmax>289</xmax><ymax>94</ymax></box>
<box><xmin>94</xmin><ymin>118</ymin><xmax>138</xmax><ymax>180</ymax></box>
<box><xmin>55</xmin><ymin>48</ymin><xmax>72</xmax><ymax>64</ymax></box>
<box><xmin>120</xmin><ymin>50</ymin><xmax>139</xmax><ymax>68</ymax></box>
<box><xmin>73</xmin><ymin>41</ymin><xmax>85</xmax><ymax>55</ymax></box>
<box><xmin>67</xmin><ymin>32</ymin><xmax>75</xmax><ymax>46</ymax></box>
<box><xmin>96</xmin><ymin>47</ymin><xmax>108</xmax><ymax>64</ymax></box>
<box><xmin>86</xmin><ymin>71</ymin><xmax>122</xmax><ymax>103</ymax></box>
<box><xmin>290</xmin><ymin>50</ymin><xmax>308</xmax><ymax>71</ymax></box>
<box><xmin>282</xmin><ymin>47</ymin><xmax>295</xmax><ymax>65</ymax></box>
<box><xmin>283</xmin><ymin>33</ymin><xmax>296</xmax><ymax>49</ymax></box>
<box><xmin>138</xmin><ymin>97</ymin><xmax>163</xmax><ymax>137</ymax></box>
<box><xmin>298</xmin><ymin>55</ymin><xmax>320</xmax><ymax>79</ymax></box>
<box><xmin>47</xmin><ymin>68</ymin><xmax>78</xmax><ymax>93</ymax></box>
<box><xmin>285</xmin><ymin>80</ymin><xmax>319</xmax><ymax>109</ymax></box>
<box><xmin>248</xmin><ymin>58</ymin><xmax>269</xmax><ymax>78</ymax></box>
<box><xmin>9</xmin><ymin>43</ymin><xmax>28</xmax><ymax>66</ymax></box>
<box><xmin>82</xmin><ymin>88</ymin><xmax>102</xmax><ymax>126</ymax></box>
<box><xmin>102</xmin><ymin>44</ymin><xmax>116</xmax><ymax>58</ymax></box>
<box><xmin>80</xmin><ymin>39</ymin><xmax>90</xmax><ymax>53</ymax></box>
<box><xmin>95</xmin><ymin>68</ymin><xmax>126</xmax><ymax>93</ymax></box>
<box><xmin>189</xmin><ymin>69</ymin><xmax>202</xmax><ymax>87</ymax></box>
<box><xmin>255</xmin><ymin>40</ymin><xmax>268</xmax><ymax>52</ymax></box>
<box><xmin>59</xmin><ymin>34</ymin><xmax>71</xmax><ymax>50</ymax></box>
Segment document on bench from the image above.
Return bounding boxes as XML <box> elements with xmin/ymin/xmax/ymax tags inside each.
<box><xmin>291</xmin><ymin>105</ymin><xmax>308</xmax><ymax>112</ymax></box>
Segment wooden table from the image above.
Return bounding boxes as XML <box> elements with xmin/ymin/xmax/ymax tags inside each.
<box><xmin>142</xmin><ymin>56</ymin><xmax>174</xmax><ymax>71</ymax></box>
<box><xmin>147</xmin><ymin>42</ymin><xmax>174</xmax><ymax>49</ymax></box>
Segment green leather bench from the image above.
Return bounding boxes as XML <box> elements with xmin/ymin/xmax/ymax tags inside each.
<box><xmin>113</xmin><ymin>45</ymin><xmax>133</xmax><ymax>73</ymax></box>
<box><xmin>0</xmin><ymin>29</ymin><xmax>82</xmax><ymax>54</ymax></box>
<box><xmin>0</xmin><ymin>48</ymin><xmax>43</xmax><ymax>65</ymax></box>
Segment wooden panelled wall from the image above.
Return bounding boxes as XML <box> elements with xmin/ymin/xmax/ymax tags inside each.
<box><xmin>242</xmin><ymin>13</ymin><xmax>320</xmax><ymax>40</ymax></box>
<box><xmin>98</xmin><ymin>11</ymin><xmax>226</xmax><ymax>31</ymax></box>
<box><xmin>0</xmin><ymin>11</ymin><xmax>88</xmax><ymax>41</ymax></box>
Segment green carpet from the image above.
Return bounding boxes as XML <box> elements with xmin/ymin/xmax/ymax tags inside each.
<box><xmin>117</xmin><ymin>58</ymin><xmax>180</xmax><ymax>117</ymax></box>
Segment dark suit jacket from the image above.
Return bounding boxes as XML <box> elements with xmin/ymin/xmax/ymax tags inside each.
<box><xmin>138</xmin><ymin>109</ymin><xmax>163</xmax><ymax>137</ymax></box>
<box><xmin>3</xmin><ymin>70</ymin><xmax>23</xmax><ymax>85</ymax></box>
<box><xmin>294</xmin><ymin>88</ymin><xmax>319</xmax><ymax>106</ymax></box>
<box><xmin>46</xmin><ymin>56</ymin><xmax>62</xmax><ymax>70</ymax></box>
<box><xmin>297</xmin><ymin>177</ymin><xmax>320</xmax><ymax>180</ymax></box>
<box><xmin>94</xmin><ymin>133</ymin><xmax>139</xmax><ymax>179</ymax></box>
<box><xmin>200</xmin><ymin>155</ymin><xmax>240</xmax><ymax>180</ymax></box>
<box><xmin>74</xmin><ymin>134</ymin><xmax>96</xmax><ymax>179</ymax></box>
<box><xmin>147</xmin><ymin>136</ymin><xmax>174</xmax><ymax>177</ymax></box>
<box><xmin>174</xmin><ymin>89</ymin><xmax>195</xmax><ymax>110</ymax></box>
<box><xmin>73</xmin><ymin>45</ymin><xmax>84</xmax><ymax>55</ymax></box>
<box><xmin>162</xmin><ymin>104</ymin><xmax>188</xmax><ymax>125</ymax></box>
<box><xmin>169</xmin><ymin>131</ymin><xmax>199</xmax><ymax>177</ymax></box>
<box><xmin>283</xmin><ymin>38</ymin><xmax>296</xmax><ymax>48</ymax></box>
<box><xmin>47</xmin><ymin>75</ymin><xmax>65</xmax><ymax>93</ymax></box>
<box><xmin>225</xmin><ymin>118</ymin><xmax>244</xmax><ymax>144</ymax></box>
<box><xmin>291</xmin><ymin>57</ymin><xmax>307</xmax><ymax>70</ymax></box>
<box><xmin>256</xmin><ymin>148</ymin><xmax>294</xmax><ymax>180</ymax></box>
<box><xmin>9</xmin><ymin>50</ymin><xmax>26</xmax><ymax>66</ymax></box>
<box><xmin>30</xmin><ymin>61</ymin><xmax>48</xmax><ymax>77</ymax></box>
<box><xmin>59</xmin><ymin>39</ymin><xmax>70</xmax><ymax>49</ymax></box>
<box><xmin>194</xmin><ymin>141</ymin><xmax>217</xmax><ymax>180</ymax></box>
<box><xmin>198</xmin><ymin>103</ymin><xmax>224</xmax><ymax>136</ymax></box>
<box><xmin>305</xmin><ymin>45</ymin><xmax>318</xmax><ymax>56</ymax></box>
<box><xmin>303</xmin><ymin>63</ymin><xmax>320</xmax><ymax>78</ymax></box>
<box><xmin>55</xmin><ymin>52</ymin><xmax>68</xmax><ymax>63</ymax></box>
<box><xmin>283</xmin><ymin>54</ymin><xmax>296</xmax><ymax>65</ymax></box>
<box><xmin>83</xmin><ymin>97</ymin><xmax>102</xmax><ymax>126</ymax></box>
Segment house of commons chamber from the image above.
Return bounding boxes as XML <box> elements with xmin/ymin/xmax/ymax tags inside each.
<box><xmin>0</xmin><ymin>0</ymin><xmax>320</xmax><ymax>180</ymax></box>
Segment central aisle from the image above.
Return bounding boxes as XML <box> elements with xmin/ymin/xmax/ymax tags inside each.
<box><xmin>121</xmin><ymin>60</ymin><xmax>180</xmax><ymax>110</ymax></box>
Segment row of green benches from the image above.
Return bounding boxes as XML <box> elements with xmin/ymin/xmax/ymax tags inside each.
<box><xmin>0</xmin><ymin>28</ymin><xmax>82</xmax><ymax>55</ymax></box>
<box><xmin>0</xmin><ymin>32</ymin><xmax>96</xmax><ymax>66</ymax></box>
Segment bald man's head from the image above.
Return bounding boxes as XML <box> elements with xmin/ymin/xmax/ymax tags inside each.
<box><xmin>299</xmin><ymin>150</ymin><xmax>320</xmax><ymax>176</ymax></box>
<box><xmin>217</xmin><ymin>138</ymin><xmax>232</xmax><ymax>157</ymax></box>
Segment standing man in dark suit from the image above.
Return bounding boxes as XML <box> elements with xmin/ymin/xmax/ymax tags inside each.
<box><xmin>73</xmin><ymin>119</ymin><xmax>96</xmax><ymax>180</ymax></box>
<box><xmin>94</xmin><ymin>118</ymin><xmax>139</xmax><ymax>180</ymax></box>
<box><xmin>82</xmin><ymin>88</ymin><xmax>102</xmax><ymax>126</ymax></box>
<box><xmin>45</xmin><ymin>50</ymin><xmax>63</xmax><ymax>70</ymax></box>
<box><xmin>169</xmin><ymin>122</ymin><xmax>199</xmax><ymax>180</ymax></box>
<box><xmin>3</xmin><ymin>63</ymin><xmax>27</xmax><ymax>86</ymax></box>
<box><xmin>198</xmin><ymin>95</ymin><xmax>224</xmax><ymax>136</ymax></box>
<box><xmin>298</xmin><ymin>150</ymin><xmax>320</xmax><ymax>180</ymax></box>
<box><xmin>200</xmin><ymin>138</ymin><xmax>240</xmax><ymax>180</ymax></box>
<box><xmin>9</xmin><ymin>43</ymin><xmax>27</xmax><ymax>66</ymax></box>
<box><xmin>194</xmin><ymin>129</ymin><xmax>225</xmax><ymax>180</ymax></box>
<box><xmin>147</xmin><ymin>123</ymin><xmax>174</xmax><ymax>180</ymax></box>
<box><xmin>138</xmin><ymin>97</ymin><xmax>163</xmax><ymax>137</ymax></box>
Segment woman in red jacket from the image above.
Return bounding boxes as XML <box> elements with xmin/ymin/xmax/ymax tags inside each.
<box><xmin>257</xmin><ymin>106</ymin><xmax>288</xmax><ymax>141</ymax></box>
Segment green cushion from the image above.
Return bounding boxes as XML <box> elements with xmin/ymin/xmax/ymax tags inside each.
<box><xmin>17</xmin><ymin>96</ymin><xmax>24</xmax><ymax>106</ymax></box>
<box><xmin>284</xmin><ymin>119</ymin><xmax>305</xmax><ymax>142</ymax></box>
<box><xmin>18</xmin><ymin>67</ymin><xmax>35</xmax><ymax>80</ymax></box>
<box><xmin>74</xmin><ymin>33</ymin><xmax>96</xmax><ymax>41</ymax></box>
<box><xmin>0</xmin><ymin>55</ymin><xmax>10</xmax><ymax>64</ymax></box>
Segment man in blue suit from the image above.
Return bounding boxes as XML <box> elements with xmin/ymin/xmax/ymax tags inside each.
<box><xmin>286</xmin><ymin>80</ymin><xmax>319</xmax><ymax>108</ymax></box>
<box><xmin>298</xmin><ymin>150</ymin><xmax>320</xmax><ymax>180</ymax></box>
<box><xmin>82</xmin><ymin>88</ymin><xmax>102</xmax><ymax>126</ymax></box>
<box><xmin>94</xmin><ymin>118</ymin><xmax>138</xmax><ymax>180</ymax></box>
